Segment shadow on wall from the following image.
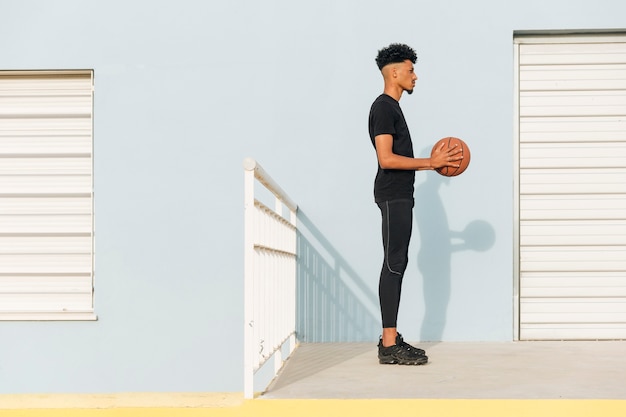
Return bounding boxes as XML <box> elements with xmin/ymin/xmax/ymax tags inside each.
<box><xmin>414</xmin><ymin>172</ymin><xmax>496</xmax><ymax>342</ymax></box>
<box><xmin>296</xmin><ymin>210</ymin><xmax>380</xmax><ymax>342</ymax></box>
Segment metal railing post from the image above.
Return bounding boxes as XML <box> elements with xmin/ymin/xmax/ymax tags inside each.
<box><xmin>243</xmin><ymin>162</ymin><xmax>256</xmax><ymax>399</ymax></box>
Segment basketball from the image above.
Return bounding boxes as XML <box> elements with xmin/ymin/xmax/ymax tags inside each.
<box><xmin>431</xmin><ymin>137</ymin><xmax>471</xmax><ymax>177</ymax></box>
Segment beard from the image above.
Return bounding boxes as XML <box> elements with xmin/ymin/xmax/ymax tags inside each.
<box><xmin>406</xmin><ymin>88</ymin><xmax>414</xmax><ymax>95</ymax></box>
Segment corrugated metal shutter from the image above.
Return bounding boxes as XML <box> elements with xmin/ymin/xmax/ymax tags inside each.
<box><xmin>0</xmin><ymin>71</ymin><xmax>95</xmax><ymax>320</ymax></box>
<box><xmin>516</xmin><ymin>34</ymin><xmax>626</xmax><ymax>339</ymax></box>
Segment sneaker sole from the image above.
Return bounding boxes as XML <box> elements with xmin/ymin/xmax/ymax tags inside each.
<box><xmin>379</xmin><ymin>356</ymin><xmax>428</xmax><ymax>365</ymax></box>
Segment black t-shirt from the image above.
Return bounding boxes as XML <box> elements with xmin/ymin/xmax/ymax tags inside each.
<box><xmin>368</xmin><ymin>94</ymin><xmax>415</xmax><ymax>203</ymax></box>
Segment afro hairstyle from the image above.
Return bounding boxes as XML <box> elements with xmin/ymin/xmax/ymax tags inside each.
<box><xmin>375</xmin><ymin>43</ymin><xmax>418</xmax><ymax>70</ymax></box>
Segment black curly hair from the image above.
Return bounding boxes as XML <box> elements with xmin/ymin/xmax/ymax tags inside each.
<box><xmin>375</xmin><ymin>43</ymin><xmax>417</xmax><ymax>70</ymax></box>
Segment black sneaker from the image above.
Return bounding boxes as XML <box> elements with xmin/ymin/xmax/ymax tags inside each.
<box><xmin>378</xmin><ymin>338</ymin><xmax>428</xmax><ymax>365</ymax></box>
<box><xmin>396</xmin><ymin>333</ymin><xmax>426</xmax><ymax>357</ymax></box>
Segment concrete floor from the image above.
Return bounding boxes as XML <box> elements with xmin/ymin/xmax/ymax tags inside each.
<box><xmin>262</xmin><ymin>341</ymin><xmax>626</xmax><ymax>399</ymax></box>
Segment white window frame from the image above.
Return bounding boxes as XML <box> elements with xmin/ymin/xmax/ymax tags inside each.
<box><xmin>514</xmin><ymin>30</ymin><xmax>626</xmax><ymax>340</ymax></box>
<box><xmin>0</xmin><ymin>70</ymin><xmax>96</xmax><ymax>321</ymax></box>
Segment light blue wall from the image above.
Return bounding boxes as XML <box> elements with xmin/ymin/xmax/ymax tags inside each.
<box><xmin>0</xmin><ymin>0</ymin><xmax>624</xmax><ymax>393</ymax></box>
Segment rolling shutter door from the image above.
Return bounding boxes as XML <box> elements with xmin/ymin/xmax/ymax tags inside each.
<box><xmin>0</xmin><ymin>71</ymin><xmax>95</xmax><ymax>320</ymax></box>
<box><xmin>516</xmin><ymin>34</ymin><xmax>626</xmax><ymax>339</ymax></box>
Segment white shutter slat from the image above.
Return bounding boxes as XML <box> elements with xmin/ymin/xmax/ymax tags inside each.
<box><xmin>521</xmin><ymin>246</ymin><xmax>626</xmax><ymax>272</ymax></box>
<box><xmin>520</xmin><ymin>116</ymin><xmax>626</xmax><ymax>143</ymax></box>
<box><xmin>520</xmin><ymin>169</ymin><xmax>626</xmax><ymax>194</ymax></box>
<box><xmin>521</xmin><ymin>220</ymin><xmax>626</xmax><ymax>245</ymax></box>
<box><xmin>520</xmin><ymin>194</ymin><xmax>626</xmax><ymax>220</ymax></box>
<box><xmin>521</xmin><ymin>63</ymin><xmax>626</xmax><ymax>79</ymax></box>
<box><xmin>0</xmin><ymin>197</ymin><xmax>90</xmax><ymax>214</ymax></box>
<box><xmin>0</xmin><ymin>236</ymin><xmax>92</xmax><ymax>253</ymax></box>
<box><xmin>0</xmin><ymin>293</ymin><xmax>93</xmax><ymax>311</ymax></box>
<box><xmin>0</xmin><ymin>215</ymin><xmax>92</xmax><ymax>234</ymax></box>
<box><xmin>520</xmin><ymin>90</ymin><xmax>626</xmax><ymax>117</ymax></box>
<box><xmin>0</xmin><ymin>254</ymin><xmax>92</xmax><ymax>274</ymax></box>
<box><xmin>522</xmin><ymin>271</ymin><xmax>626</xmax><ymax>298</ymax></box>
<box><xmin>0</xmin><ymin>73</ymin><xmax>92</xmax><ymax>90</ymax></box>
<box><xmin>0</xmin><ymin>175</ymin><xmax>91</xmax><ymax>194</ymax></box>
<box><xmin>520</xmin><ymin>142</ymin><xmax>626</xmax><ymax>168</ymax></box>
<box><xmin>0</xmin><ymin>96</ymin><xmax>92</xmax><ymax>116</ymax></box>
<box><xmin>521</xmin><ymin>298</ymin><xmax>626</xmax><ymax>323</ymax></box>
<box><xmin>0</xmin><ymin>158</ymin><xmax>91</xmax><ymax>175</ymax></box>
<box><xmin>521</xmin><ymin>323</ymin><xmax>626</xmax><ymax>340</ymax></box>
<box><xmin>0</xmin><ymin>135</ymin><xmax>91</xmax><ymax>155</ymax></box>
<box><xmin>520</xmin><ymin>42</ymin><xmax>626</xmax><ymax>65</ymax></box>
<box><xmin>0</xmin><ymin>117</ymin><xmax>91</xmax><ymax>135</ymax></box>
<box><xmin>0</xmin><ymin>275</ymin><xmax>92</xmax><ymax>293</ymax></box>
<box><xmin>520</xmin><ymin>64</ymin><xmax>626</xmax><ymax>90</ymax></box>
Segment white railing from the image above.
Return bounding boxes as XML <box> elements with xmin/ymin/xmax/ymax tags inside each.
<box><xmin>243</xmin><ymin>158</ymin><xmax>298</xmax><ymax>399</ymax></box>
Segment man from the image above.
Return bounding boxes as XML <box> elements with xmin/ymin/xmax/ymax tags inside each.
<box><xmin>369</xmin><ymin>43</ymin><xmax>462</xmax><ymax>365</ymax></box>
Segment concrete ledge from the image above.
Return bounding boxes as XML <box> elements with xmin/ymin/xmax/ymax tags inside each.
<box><xmin>263</xmin><ymin>342</ymin><xmax>626</xmax><ymax>399</ymax></box>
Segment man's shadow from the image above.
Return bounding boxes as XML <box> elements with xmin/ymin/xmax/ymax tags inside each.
<box><xmin>414</xmin><ymin>171</ymin><xmax>495</xmax><ymax>341</ymax></box>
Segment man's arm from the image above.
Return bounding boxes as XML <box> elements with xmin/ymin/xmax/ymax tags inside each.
<box><xmin>374</xmin><ymin>134</ymin><xmax>462</xmax><ymax>171</ymax></box>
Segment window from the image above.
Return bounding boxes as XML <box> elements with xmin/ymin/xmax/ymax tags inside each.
<box><xmin>514</xmin><ymin>32</ymin><xmax>626</xmax><ymax>339</ymax></box>
<box><xmin>0</xmin><ymin>70</ymin><xmax>95</xmax><ymax>320</ymax></box>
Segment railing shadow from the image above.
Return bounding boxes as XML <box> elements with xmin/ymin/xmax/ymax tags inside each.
<box><xmin>296</xmin><ymin>210</ymin><xmax>380</xmax><ymax>343</ymax></box>
<box><xmin>414</xmin><ymin>172</ymin><xmax>496</xmax><ymax>341</ymax></box>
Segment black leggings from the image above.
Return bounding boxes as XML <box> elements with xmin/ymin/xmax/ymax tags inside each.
<box><xmin>377</xmin><ymin>199</ymin><xmax>413</xmax><ymax>328</ymax></box>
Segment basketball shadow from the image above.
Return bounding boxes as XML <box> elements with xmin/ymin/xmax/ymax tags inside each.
<box><xmin>414</xmin><ymin>172</ymin><xmax>495</xmax><ymax>341</ymax></box>
<box><xmin>296</xmin><ymin>210</ymin><xmax>380</xmax><ymax>343</ymax></box>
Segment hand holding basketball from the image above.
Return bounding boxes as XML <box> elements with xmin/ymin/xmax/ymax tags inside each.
<box><xmin>431</xmin><ymin>137</ymin><xmax>471</xmax><ymax>177</ymax></box>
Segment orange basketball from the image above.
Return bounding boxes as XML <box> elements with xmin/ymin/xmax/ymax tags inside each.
<box><xmin>431</xmin><ymin>137</ymin><xmax>471</xmax><ymax>177</ymax></box>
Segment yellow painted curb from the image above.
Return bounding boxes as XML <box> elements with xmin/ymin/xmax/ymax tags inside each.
<box><xmin>1</xmin><ymin>399</ymin><xmax>626</xmax><ymax>417</ymax></box>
